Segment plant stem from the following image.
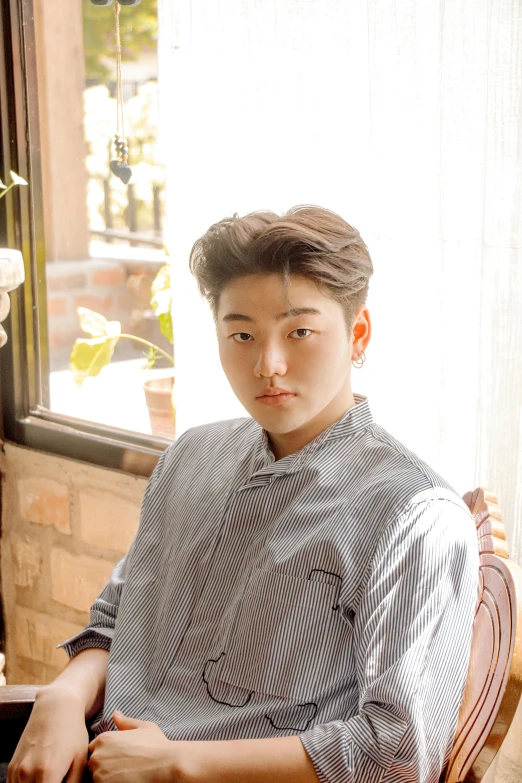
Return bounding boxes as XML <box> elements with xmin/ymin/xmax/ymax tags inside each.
<box><xmin>120</xmin><ymin>333</ymin><xmax>173</xmax><ymax>365</ymax></box>
<box><xmin>0</xmin><ymin>183</ymin><xmax>15</xmax><ymax>200</ymax></box>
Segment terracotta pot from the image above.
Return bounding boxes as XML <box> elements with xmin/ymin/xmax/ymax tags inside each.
<box><xmin>143</xmin><ymin>372</ymin><xmax>175</xmax><ymax>438</ymax></box>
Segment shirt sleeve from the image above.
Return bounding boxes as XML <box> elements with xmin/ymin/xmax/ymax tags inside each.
<box><xmin>57</xmin><ymin>448</ymin><xmax>169</xmax><ymax>659</ymax></box>
<box><xmin>299</xmin><ymin>492</ymin><xmax>479</xmax><ymax>783</ymax></box>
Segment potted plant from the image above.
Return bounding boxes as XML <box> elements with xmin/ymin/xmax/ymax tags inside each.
<box><xmin>0</xmin><ymin>172</ymin><xmax>28</xmax><ymax>348</ymax></box>
<box><xmin>69</xmin><ymin>263</ymin><xmax>175</xmax><ymax>438</ymax></box>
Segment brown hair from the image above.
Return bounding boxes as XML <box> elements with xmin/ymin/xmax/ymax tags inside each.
<box><xmin>189</xmin><ymin>205</ymin><xmax>373</xmax><ymax>330</ymax></box>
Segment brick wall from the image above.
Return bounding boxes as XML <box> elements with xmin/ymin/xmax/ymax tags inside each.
<box><xmin>45</xmin><ymin>257</ymin><xmax>170</xmax><ymax>372</ymax></box>
<box><xmin>46</xmin><ymin>259</ymin><xmax>136</xmax><ymax>371</ymax></box>
<box><xmin>0</xmin><ymin>441</ymin><xmax>148</xmax><ymax>684</ymax></box>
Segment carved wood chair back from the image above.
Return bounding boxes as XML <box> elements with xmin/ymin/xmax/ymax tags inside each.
<box><xmin>442</xmin><ymin>488</ymin><xmax>522</xmax><ymax>782</ymax></box>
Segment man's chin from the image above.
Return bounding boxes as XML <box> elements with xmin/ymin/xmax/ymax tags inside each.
<box><xmin>253</xmin><ymin>412</ymin><xmax>307</xmax><ymax>436</ymax></box>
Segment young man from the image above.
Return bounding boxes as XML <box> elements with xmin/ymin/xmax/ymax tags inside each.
<box><xmin>9</xmin><ymin>206</ymin><xmax>479</xmax><ymax>783</ymax></box>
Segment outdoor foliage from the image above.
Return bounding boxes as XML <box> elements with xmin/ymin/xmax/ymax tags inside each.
<box><xmin>0</xmin><ymin>171</ymin><xmax>28</xmax><ymax>200</ymax></box>
<box><xmin>70</xmin><ymin>309</ymin><xmax>121</xmax><ymax>386</ymax></box>
<box><xmin>70</xmin><ymin>264</ymin><xmax>173</xmax><ymax>385</ymax></box>
<box><xmin>150</xmin><ymin>263</ymin><xmax>173</xmax><ymax>344</ymax></box>
<box><xmin>83</xmin><ymin>0</ymin><xmax>158</xmax><ymax>82</ymax></box>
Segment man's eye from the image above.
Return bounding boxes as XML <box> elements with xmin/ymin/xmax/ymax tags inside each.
<box><xmin>290</xmin><ymin>328</ymin><xmax>312</xmax><ymax>339</ymax></box>
<box><xmin>232</xmin><ymin>333</ymin><xmax>253</xmax><ymax>342</ymax></box>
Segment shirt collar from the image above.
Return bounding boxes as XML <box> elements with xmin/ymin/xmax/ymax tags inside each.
<box><xmin>253</xmin><ymin>393</ymin><xmax>373</xmax><ymax>476</ymax></box>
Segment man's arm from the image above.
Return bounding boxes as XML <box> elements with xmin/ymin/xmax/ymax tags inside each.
<box><xmin>87</xmin><ymin>712</ymin><xmax>321</xmax><ymax>783</ymax></box>
<box><xmin>177</xmin><ymin>735</ymin><xmax>320</xmax><ymax>783</ymax></box>
<box><xmin>38</xmin><ymin>646</ymin><xmax>110</xmax><ymax>720</ymax></box>
<box><xmin>58</xmin><ymin>450</ymin><xmax>170</xmax><ymax>661</ymax></box>
<box><xmin>8</xmin><ymin>649</ymin><xmax>109</xmax><ymax>783</ymax></box>
<box><xmin>299</xmin><ymin>492</ymin><xmax>479</xmax><ymax>783</ymax></box>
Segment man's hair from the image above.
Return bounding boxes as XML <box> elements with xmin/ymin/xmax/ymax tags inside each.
<box><xmin>189</xmin><ymin>205</ymin><xmax>374</xmax><ymax>329</ymax></box>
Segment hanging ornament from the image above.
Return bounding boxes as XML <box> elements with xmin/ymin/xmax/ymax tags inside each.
<box><xmin>90</xmin><ymin>1</ymin><xmax>142</xmax><ymax>9</ymax></box>
<box><xmin>109</xmin><ymin>2</ymin><xmax>133</xmax><ymax>183</ymax></box>
<box><xmin>110</xmin><ymin>136</ymin><xmax>132</xmax><ymax>184</ymax></box>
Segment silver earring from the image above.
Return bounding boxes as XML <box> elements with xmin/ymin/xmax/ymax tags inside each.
<box><xmin>352</xmin><ymin>351</ymin><xmax>366</xmax><ymax>369</ymax></box>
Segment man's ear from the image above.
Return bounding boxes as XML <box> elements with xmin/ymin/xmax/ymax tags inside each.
<box><xmin>352</xmin><ymin>306</ymin><xmax>371</xmax><ymax>353</ymax></box>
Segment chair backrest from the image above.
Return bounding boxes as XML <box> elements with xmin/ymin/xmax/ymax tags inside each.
<box><xmin>442</xmin><ymin>488</ymin><xmax>522</xmax><ymax>782</ymax></box>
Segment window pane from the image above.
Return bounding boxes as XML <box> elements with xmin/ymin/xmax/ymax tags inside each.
<box><xmin>35</xmin><ymin>0</ymin><xmax>174</xmax><ymax>439</ymax></box>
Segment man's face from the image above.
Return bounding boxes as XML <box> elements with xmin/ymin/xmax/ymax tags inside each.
<box><xmin>217</xmin><ymin>273</ymin><xmax>358</xmax><ymax>447</ymax></box>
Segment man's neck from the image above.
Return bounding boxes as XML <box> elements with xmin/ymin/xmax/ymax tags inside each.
<box><xmin>267</xmin><ymin>390</ymin><xmax>356</xmax><ymax>461</ymax></box>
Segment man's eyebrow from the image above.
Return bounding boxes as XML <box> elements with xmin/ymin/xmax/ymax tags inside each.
<box><xmin>222</xmin><ymin>307</ymin><xmax>322</xmax><ymax>324</ymax></box>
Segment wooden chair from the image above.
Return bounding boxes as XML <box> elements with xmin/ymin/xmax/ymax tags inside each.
<box><xmin>441</xmin><ymin>488</ymin><xmax>522</xmax><ymax>782</ymax></box>
<box><xmin>1</xmin><ymin>487</ymin><xmax>521</xmax><ymax>782</ymax></box>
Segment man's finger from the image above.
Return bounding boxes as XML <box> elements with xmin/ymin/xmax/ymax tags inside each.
<box><xmin>65</xmin><ymin>756</ymin><xmax>87</xmax><ymax>783</ymax></box>
<box><xmin>111</xmin><ymin>711</ymin><xmax>151</xmax><ymax>731</ymax></box>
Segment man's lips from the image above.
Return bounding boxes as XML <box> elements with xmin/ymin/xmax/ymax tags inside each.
<box><xmin>256</xmin><ymin>392</ymin><xmax>297</xmax><ymax>406</ymax></box>
<box><xmin>256</xmin><ymin>388</ymin><xmax>294</xmax><ymax>397</ymax></box>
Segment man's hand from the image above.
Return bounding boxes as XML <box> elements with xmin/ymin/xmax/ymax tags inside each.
<box><xmin>88</xmin><ymin>712</ymin><xmax>182</xmax><ymax>783</ymax></box>
<box><xmin>88</xmin><ymin>712</ymin><xmax>320</xmax><ymax>783</ymax></box>
<box><xmin>7</xmin><ymin>689</ymin><xmax>89</xmax><ymax>783</ymax></box>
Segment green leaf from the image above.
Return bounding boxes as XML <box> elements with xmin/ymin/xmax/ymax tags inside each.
<box><xmin>69</xmin><ymin>335</ymin><xmax>119</xmax><ymax>386</ymax></box>
<box><xmin>158</xmin><ymin>311</ymin><xmax>173</xmax><ymax>344</ymax></box>
<box><xmin>150</xmin><ymin>264</ymin><xmax>173</xmax><ymax>344</ymax></box>
<box><xmin>77</xmin><ymin>307</ymin><xmax>121</xmax><ymax>338</ymax></box>
<box><xmin>142</xmin><ymin>346</ymin><xmax>160</xmax><ymax>370</ymax></box>
<box><xmin>10</xmin><ymin>171</ymin><xmax>28</xmax><ymax>186</ymax></box>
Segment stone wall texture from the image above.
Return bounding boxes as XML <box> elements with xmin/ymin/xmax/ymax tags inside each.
<box><xmin>0</xmin><ymin>440</ymin><xmax>521</xmax><ymax>782</ymax></box>
<box><xmin>0</xmin><ymin>441</ymin><xmax>147</xmax><ymax>684</ymax></box>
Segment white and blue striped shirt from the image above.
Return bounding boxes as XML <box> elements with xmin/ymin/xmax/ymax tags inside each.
<box><xmin>60</xmin><ymin>394</ymin><xmax>479</xmax><ymax>783</ymax></box>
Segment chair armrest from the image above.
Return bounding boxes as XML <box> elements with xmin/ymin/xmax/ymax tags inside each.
<box><xmin>0</xmin><ymin>685</ymin><xmax>41</xmax><ymax>721</ymax></box>
<box><xmin>0</xmin><ymin>686</ymin><xmax>42</xmax><ymax>763</ymax></box>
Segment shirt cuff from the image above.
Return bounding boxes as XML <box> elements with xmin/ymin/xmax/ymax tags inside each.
<box><xmin>300</xmin><ymin>719</ymin><xmax>397</xmax><ymax>783</ymax></box>
<box><xmin>56</xmin><ymin>628</ymin><xmax>114</xmax><ymax>659</ymax></box>
<box><xmin>300</xmin><ymin>722</ymin><xmax>352</xmax><ymax>783</ymax></box>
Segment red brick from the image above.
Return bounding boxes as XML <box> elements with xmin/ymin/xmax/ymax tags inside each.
<box><xmin>11</xmin><ymin>534</ymin><xmax>43</xmax><ymax>588</ymax></box>
<box><xmin>47</xmin><ymin>296</ymin><xmax>68</xmax><ymax>317</ymax></box>
<box><xmin>73</xmin><ymin>295</ymin><xmax>113</xmax><ymax>315</ymax></box>
<box><xmin>49</xmin><ymin>328</ymin><xmax>81</xmax><ymax>350</ymax></box>
<box><xmin>15</xmin><ymin>607</ymin><xmax>84</xmax><ymax>669</ymax></box>
<box><xmin>18</xmin><ymin>476</ymin><xmax>71</xmax><ymax>534</ymax></box>
<box><xmin>50</xmin><ymin>549</ymin><xmax>114</xmax><ymax>613</ymax></box>
<box><xmin>91</xmin><ymin>267</ymin><xmax>126</xmax><ymax>287</ymax></box>
<box><xmin>47</xmin><ymin>273</ymin><xmax>87</xmax><ymax>292</ymax></box>
<box><xmin>117</xmin><ymin>292</ymin><xmax>136</xmax><ymax>311</ymax></box>
<box><xmin>79</xmin><ymin>490</ymin><xmax>140</xmax><ymax>552</ymax></box>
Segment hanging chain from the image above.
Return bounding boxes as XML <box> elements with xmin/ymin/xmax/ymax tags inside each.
<box><xmin>110</xmin><ymin>2</ymin><xmax>132</xmax><ymax>183</ymax></box>
<box><xmin>115</xmin><ymin>2</ymin><xmax>125</xmax><ymax>141</ymax></box>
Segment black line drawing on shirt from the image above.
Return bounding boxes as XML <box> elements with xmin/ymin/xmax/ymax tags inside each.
<box><xmin>203</xmin><ymin>652</ymin><xmax>254</xmax><ymax>708</ymax></box>
<box><xmin>308</xmin><ymin>568</ymin><xmax>343</xmax><ymax>610</ymax></box>
<box><xmin>265</xmin><ymin>701</ymin><xmax>318</xmax><ymax>732</ymax></box>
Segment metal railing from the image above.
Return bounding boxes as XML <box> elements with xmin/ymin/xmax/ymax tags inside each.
<box><xmin>91</xmin><ymin>177</ymin><xmax>164</xmax><ymax>247</ymax></box>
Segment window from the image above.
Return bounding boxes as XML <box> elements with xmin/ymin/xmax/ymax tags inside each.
<box><xmin>1</xmin><ymin>0</ymin><xmax>171</xmax><ymax>475</ymax></box>
<box><xmin>2</xmin><ymin>0</ymin><xmax>522</xmax><ymax>566</ymax></box>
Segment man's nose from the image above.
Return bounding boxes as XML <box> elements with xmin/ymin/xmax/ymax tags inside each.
<box><xmin>253</xmin><ymin>342</ymin><xmax>287</xmax><ymax>377</ymax></box>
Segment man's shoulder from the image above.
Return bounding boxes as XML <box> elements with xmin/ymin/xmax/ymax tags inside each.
<box><xmin>163</xmin><ymin>416</ymin><xmax>258</xmax><ymax>464</ymax></box>
<box><xmin>367</xmin><ymin>422</ymin><xmax>457</xmax><ymax>493</ymax></box>
<box><xmin>356</xmin><ymin>422</ymin><xmax>470</xmax><ymax>527</ymax></box>
<box><xmin>181</xmin><ymin>415</ymin><xmax>257</xmax><ymax>444</ymax></box>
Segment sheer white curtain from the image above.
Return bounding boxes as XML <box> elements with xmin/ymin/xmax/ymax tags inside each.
<box><xmin>158</xmin><ymin>0</ymin><xmax>522</xmax><ymax>564</ymax></box>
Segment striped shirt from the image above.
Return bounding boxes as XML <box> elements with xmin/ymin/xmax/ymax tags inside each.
<box><xmin>59</xmin><ymin>394</ymin><xmax>479</xmax><ymax>783</ymax></box>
